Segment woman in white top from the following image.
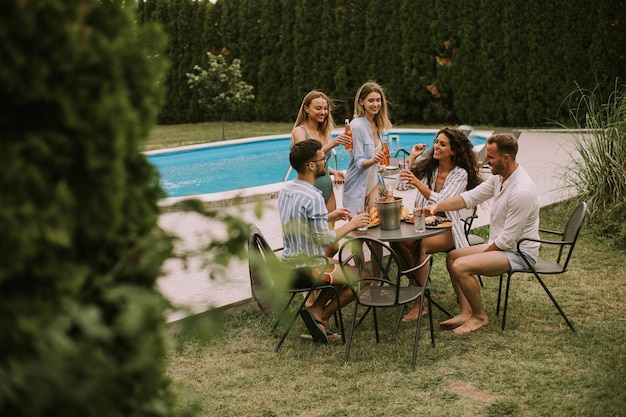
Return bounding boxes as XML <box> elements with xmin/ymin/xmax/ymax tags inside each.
<box><xmin>399</xmin><ymin>127</ymin><xmax>482</xmax><ymax>321</ymax></box>
<box><xmin>342</xmin><ymin>81</ymin><xmax>391</xmax><ymax>215</ymax></box>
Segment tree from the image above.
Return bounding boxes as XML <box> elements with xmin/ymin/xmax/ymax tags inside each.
<box><xmin>0</xmin><ymin>1</ymin><xmax>182</xmax><ymax>416</ymax></box>
<box><xmin>187</xmin><ymin>53</ymin><xmax>255</xmax><ymax>139</ymax></box>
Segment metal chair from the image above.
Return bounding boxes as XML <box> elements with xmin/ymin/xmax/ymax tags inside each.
<box><xmin>248</xmin><ymin>224</ymin><xmax>344</xmax><ymax>351</ymax></box>
<box><xmin>497</xmin><ymin>202</ymin><xmax>587</xmax><ymax>331</ymax></box>
<box><xmin>338</xmin><ymin>237</ymin><xmax>434</xmax><ymax>371</ymax></box>
<box><xmin>459</xmin><ymin>207</ymin><xmax>486</xmax><ymax>287</ymax></box>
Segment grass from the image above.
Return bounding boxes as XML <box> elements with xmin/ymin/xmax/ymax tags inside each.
<box><xmin>164</xmin><ymin>202</ymin><xmax>626</xmax><ymax>416</ymax></box>
<box><xmin>141</xmin><ymin>121</ymin><xmax>491</xmax><ymax>151</ymax></box>
<box><xmin>142</xmin><ymin>121</ymin><xmax>295</xmax><ymax>151</ymax></box>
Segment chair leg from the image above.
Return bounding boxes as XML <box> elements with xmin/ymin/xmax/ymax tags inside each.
<box><xmin>356</xmin><ymin>306</ymin><xmax>371</xmax><ymax>327</ymax></box>
<box><xmin>496</xmin><ymin>274</ymin><xmax>504</xmax><ymax>315</ymax></box>
<box><xmin>331</xmin><ymin>287</ymin><xmax>346</xmax><ymax>343</ymax></box>
<box><xmin>477</xmin><ymin>274</ymin><xmax>484</xmax><ymax>287</ymax></box>
<box><xmin>372</xmin><ymin>308</ymin><xmax>380</xmax><ymax>343</ymax></box>
<box><xmin>275</xmin><ymin>285</ymin><xmax>346</xmax><ymax>351</ymax></box>
<box><xmin>271</xmin><ymin>292</ymin><xmax>298</xmax><ymax>333</ymax></box>
<box><xmin>427</xmin><ymin>288</ymin><xmax>452</xmax><ymax>318</ymax></box>
<box><xmin>426</xmin><ymin>293</ymin><xmax>435</xmax><ymax>347</ymax></box>
<box><xmin>275</xmin><ymin>296</ymin><xmax>309</xmax><ymax>352</ymax></box>
<box><xmin>412</xmin><ymin>295</ymin><xmax>426</xmax><ymax>371</ymax></box>
<box><xmin>501</xmin><ymin>273</ymin><xmax>512</xmax><ymax>330</ymax></box>
<box><xmin>532</xmin><ymin>272</ymin><xmax>576</xmax><ymax>332</ymax></box>
<box><xmin>393</xmin><ymin>305</ymin><xmax>404</xmax><ymax>338</ymax></box>
<box><xmin>502</xmin><ymin>272</ymin><xmax>575</xmax><ymax>332</ymax></box>
<box><xmin>344</xmin><ymin>302</ymin><xmax>360</xmax><ymax>365</ymax></box>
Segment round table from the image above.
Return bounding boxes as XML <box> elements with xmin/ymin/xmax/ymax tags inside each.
<box><xmin>348</xmin><ymin>220</ymin><xmax>453</xmax><ymax>317</ymax></box>
<box><xmin>349</xmin><ymin>220</ymin><xmax>450</xmax><ymax>242</ymax></box>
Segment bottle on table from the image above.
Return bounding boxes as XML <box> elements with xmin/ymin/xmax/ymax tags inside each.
<box><xmin>343</xmin><ymin>119</ymin><xmax>352</xmax><ymax>150</ymax></box>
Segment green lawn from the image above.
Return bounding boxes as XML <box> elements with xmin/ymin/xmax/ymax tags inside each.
<box><xmin>164</xmin><ymin>202</ymin><xmax>626</xmax><ymax>417</ymax></box>
<box><xmin>142</xmin><ymin>121</ymin><xmax>468</xmax><ymax>151</ymax></box>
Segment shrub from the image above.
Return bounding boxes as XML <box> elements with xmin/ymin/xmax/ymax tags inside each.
<box><xmin>561</xmin><ymin>80</ymin><xmax>626</xmax><ymax>247</ymax></box>
<box><xmin>0</xmin><ymin>1</ymin><xmax>183</xmax><ymax>416</ymax></box>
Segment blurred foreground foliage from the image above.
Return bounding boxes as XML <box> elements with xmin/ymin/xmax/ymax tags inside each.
<box><xmin>0</xmin><ymin>1</ymin><xmax>248</xmax><ymax>416</ymax></box>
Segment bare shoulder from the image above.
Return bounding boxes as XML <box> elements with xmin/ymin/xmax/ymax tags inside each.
<box><xmin>291</xmin><ymin>126</ymin><xmax>306</xmax><ymax>143</ymax></box>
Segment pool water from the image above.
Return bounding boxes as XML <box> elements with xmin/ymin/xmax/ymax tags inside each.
<box><xmin>148</xmin><ymin>131</ymin><xmax>486</xmax><ymax>197</ymax></box>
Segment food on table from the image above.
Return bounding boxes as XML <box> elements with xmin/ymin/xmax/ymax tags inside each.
<box><xmin>377</xmin><ymin>184</ymin><xmax>394</xmax><ymax>202</ymax></box>
<box><xmin>425</xmin><ymin>215</ymin><xmax>452</xmax><ymax>227</ymax></box>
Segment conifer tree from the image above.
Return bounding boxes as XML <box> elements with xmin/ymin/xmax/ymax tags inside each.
<box><xmin>0</xmin><ymin>1</ymin><xmax>181</xmax><ymax>415</ymax></box>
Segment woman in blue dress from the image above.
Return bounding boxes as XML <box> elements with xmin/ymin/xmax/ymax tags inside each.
<box><xmin>342</xmin><ymin>81</ymin><xmax>390</xmax><ymax>215</ymax></box>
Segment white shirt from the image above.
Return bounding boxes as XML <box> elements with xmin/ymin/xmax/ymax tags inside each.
<box><xmin>461</xmin><ymin>165</ymin><xmax>540</xmax><ymax>260</ymax></box>
<box><xmin>415</xmin><ymin>166</ymin><xmax>469</xmax><ymax>249</ymax></box>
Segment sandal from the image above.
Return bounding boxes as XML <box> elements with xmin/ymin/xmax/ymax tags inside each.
<box><xmin>299</xmin><ymin>309</ymin><xmax>328</xmax><ymax>344</ymax></box>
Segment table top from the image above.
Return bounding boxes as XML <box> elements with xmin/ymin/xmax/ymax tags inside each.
<box><xmin>349</xmin><ymin>220</ymin><xmax>450</xmax><ymax>243</ymax></box>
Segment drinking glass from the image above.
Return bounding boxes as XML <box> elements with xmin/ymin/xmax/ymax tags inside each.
<box><xmin>356</xmin><ymin>207</ymin><xmax>369</xmax><ymax>232</ymax></box>
<box><xmin>397</xmin><ymin>162</ymin><xmax>408</xmax><ymax>191</ymax></box>
<box><xmin>413</xmin><ymin>202</ymin><xmax>426</xmax><ymax>233</ymax></box>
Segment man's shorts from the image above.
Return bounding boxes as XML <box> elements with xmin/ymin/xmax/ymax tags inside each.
<box><xmin>505</xmin><ymin>250</ymin><xmax>536</xmax><ymax>271</ymax></box>
<box><xmin>311</xmin><ymin>264</ymin><xmax>338</xmax><ymax>284</ymax></box>
<box><xmin>290</xmin><ymin>264</ymin><xmax>337</xmax><ymax>289</ymax></box>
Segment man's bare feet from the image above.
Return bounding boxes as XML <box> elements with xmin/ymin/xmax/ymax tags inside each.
<box><xmin>452</xmin><ymin>316</ymin><xmax>489</xmax><ymax>335</ymax></box>
<box><xmin>440</xmin><ymin>312</ymin><xmax>471</xmax><ymax>329</ymax></box>
<box><xmin>401</xmin><ymin>305</ymin><xmax>428</xmax><ymax>322</ymax></box>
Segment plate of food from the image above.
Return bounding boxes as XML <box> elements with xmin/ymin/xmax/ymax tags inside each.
<box><xmin>425</xmin><ymin>215</ymin><xmax>453</xmax><ymax>228</ymax></box>
<box><xmin>368</xmin><ymin>218</ymin><xmax>380</xmax><ymax>228</ymax></box>
<box><xmin>404</xmin><ymin>216</ymin><xmax>414</xmax><ymax>224</ymax></box>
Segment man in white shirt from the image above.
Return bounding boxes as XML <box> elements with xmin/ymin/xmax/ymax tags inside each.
<box><xmin>425</xmin><ymin>133</ymin><xmax>540</xmax><ymax>335</ymax></box>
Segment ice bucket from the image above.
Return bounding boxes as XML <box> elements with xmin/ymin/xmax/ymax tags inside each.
<box><xmin>375</xmin><ymin>197</ymin><xmax>402</xmax><ymax>230</ymax></box>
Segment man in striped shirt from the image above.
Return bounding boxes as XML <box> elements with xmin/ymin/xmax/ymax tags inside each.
<box><xmin>278</xmin><ymin>139</ymin><xmax>369</xmax><ymax>343</ymax></box>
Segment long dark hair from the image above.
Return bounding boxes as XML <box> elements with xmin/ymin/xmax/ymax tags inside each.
<box><xmin>412</xmin><ymin>127</ymin><xmax>482</xmax><ymax>190</ymax></box>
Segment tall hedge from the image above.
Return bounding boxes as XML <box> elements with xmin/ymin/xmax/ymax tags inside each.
<box><xmin>139</xmin><ymin>0</ymin><xmax>626</xmax><ymax>127</ymax></box>
<box><xmin>0</xmin><ymin>1</ymin><xmax>179</xmax><ymax>416</ymax></box>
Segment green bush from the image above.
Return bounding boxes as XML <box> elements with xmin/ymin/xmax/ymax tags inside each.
<box><xmin>0</xmin><ymin>1</ymin><xmax>182</xmax><ymax>415</ymax></box>
<box><xmin>561</xmin><ymin>81</ymin><xmax>626</xmax><ymax>248</ymax></box>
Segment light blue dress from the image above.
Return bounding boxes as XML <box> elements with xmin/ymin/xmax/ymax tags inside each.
<box><xmin>343</xmin><ymin>117</ymin><xmax>378</xmax><ymax>215</ymax></box>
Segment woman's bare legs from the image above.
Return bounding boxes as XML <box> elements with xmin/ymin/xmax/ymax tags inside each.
<box><xmin>401</xmin><ymin>231</ymin><xmax>454</xmax><ymax>322</ymax></box>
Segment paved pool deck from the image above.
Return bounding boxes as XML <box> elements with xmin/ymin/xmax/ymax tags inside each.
<box><xmin>157</xmin><ymin>130</ymin><xmax>580</xmax><ymax>323</ymax></box>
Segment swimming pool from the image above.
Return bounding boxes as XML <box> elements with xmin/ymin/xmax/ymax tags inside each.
<box><xmin>146</xmin><ymin>129</ymin><xmax>487</xmax><ymax>198</ymax></box>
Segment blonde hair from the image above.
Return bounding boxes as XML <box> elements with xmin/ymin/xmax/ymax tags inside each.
<box><xmin>353</xmin><ymin>81</ymin><xmax>392</xmax><ymax>134</ymax></box>
<box><xmin>292</xmin><ymin>90</ymin><xmax>334</xmax><ymax>146</ymax></box>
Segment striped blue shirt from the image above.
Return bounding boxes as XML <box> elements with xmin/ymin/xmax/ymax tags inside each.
<box><xmin>278</xmin><ymin>179</ymin><xmax>337</xmax><ymax>267</ymax></box>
